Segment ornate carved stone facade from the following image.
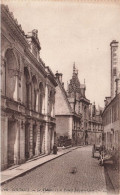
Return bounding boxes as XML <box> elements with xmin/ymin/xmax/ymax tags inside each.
<box><xmin>66</xmin><ymin>64</ymin><xmax>90</xmax><ymax>145</ymax></box>
<box><xmin>1</xmin><ymin>4</ymin><xmax>57</xmax><ymax>170</ymax></box>
<box><xmin>55</xmin><ymin>65</ymin><xmax>103</xmax><ymax>146</ymax></box>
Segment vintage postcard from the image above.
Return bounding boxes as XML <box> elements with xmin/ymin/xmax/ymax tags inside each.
<box><xmin>1</xmin><ymin>0</ymin><xmax>120</xmax><ymax>195</ymax></box>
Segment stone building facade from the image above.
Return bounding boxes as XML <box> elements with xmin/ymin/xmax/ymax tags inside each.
<box><xmin>102</xmin><ymin>40</ymin><xmax>120</xmax><ymax>151</ymax></box>
<box><xmin>1</xmin><ymin>5</ymin><xmax>57</xmax><ymax>170</ymax></box>
<box><xmin>55</xmin><ymin>72</ymin><xmax>74</xmax><ymax>146</ymax></box>
<box><xmin>102</xmin><ymin>94</ymin><xmax>120</xmax><ymax>150</ymax></box>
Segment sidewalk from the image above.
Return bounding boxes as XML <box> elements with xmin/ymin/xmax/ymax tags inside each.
<box><xmin>1</xmin><ymin>146</ymin><xmax>81</xmax><ymax>185</ymax></box>
<box><xmin>105</xmin><ymin>162</ymin><xmax>119</xmax><ymax>194</ymax></box>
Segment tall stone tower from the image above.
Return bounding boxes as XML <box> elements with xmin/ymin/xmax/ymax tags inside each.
<box><xmin>110</xmin><ymin>40</ymin><xmax>119</xmax><ymax>98</ymax></box>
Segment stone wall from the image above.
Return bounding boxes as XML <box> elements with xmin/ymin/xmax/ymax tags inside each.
<box><xmin>56</xmin><ymin>116</ymin><xmax>71</xmax><ymax>138</ymax></box>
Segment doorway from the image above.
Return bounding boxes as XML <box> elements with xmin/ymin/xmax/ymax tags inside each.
<box><xmin>25</xmin><ymin>123</ymin><xmax>30</xmax><ymax>159</ymax></box>
<box><xmin>50</xmin><ymin>129</ymin><xmax>53</xmax><ymax>151</ymax></box>
<box><xmin>33</xmin><ymin>125</ymin><xmax>37</xmax><ymax>156</ymax></box>
<box><xmin>40</xmin><ymin>126</ymin><xmax>44</xmax><ymax>154</ymax></box>
<box><xmin>8</xmin><ymin>120</ymin><xmax>17</xmax><ymax>167</ymax></box>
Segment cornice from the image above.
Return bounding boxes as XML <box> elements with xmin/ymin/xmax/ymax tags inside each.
<box><xmin>102</xmin><ymin>93</ymin><xmax>120</xmax><ymax>116</ymax></box>
<box><xmin>45</xmin><ymin>66</ymin><xmax>58</xmax><ymax>87</ymax></box>
<box><xmin>89</xmin><ymin>120</ymin><xmax>102</xmax><ymax>125</ymax></box>
<box><xmin>1</xmin><ymin>5</ymin><xmax>30</xmax><ymax>49</ymax></box>
<box><xmin>55</xmin><ymin>114</ymin><xmax>73</xmax><ymax>117</ymax></box>
<box><xmin>1</xmin><ymin>7</ymin><xmax>46</xmax><ymax>78</ymax></box>
<box><xmin>47</xmin><ymin>75</ymin><xmax>58</xmax><ymax>87</ymax></box>
<box><xmin>1</xmin><ymin>5</ymin><xmax>25</xmax><ymax>35</ymax></box>
<box><xmin>1</xmin><ymin>4</ymin><xmax>57</xmax><ymax>87</ymax></box>
<box><xmin>80</xmin><ymin>97</ymin><xmax>90</xmax><ymax>104</ymax></box>
<box><xmin>24</xmin><ymin>48</ymin><xmax>47</xmax><ymax>78</ymax></box>
<box><xmin>72</xmin><ymin>112</ymin><xmax>82</xmax><ymax>119</ymax></box>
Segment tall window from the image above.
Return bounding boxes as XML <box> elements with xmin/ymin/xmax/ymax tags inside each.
<box><xmin>24</xmin><ymin>67</ymin><xmax>30</xmax><ymax>108</ymax></box>
<box><xmin>49</xmin><ymin>90</ymin><xmax>55</xmax><ymax>116</ymax></box>
<box><xmin>39</xmin><ymin>82</ymin><xmax>44</xmax><ymax>114</ymax></box>
<box><xmin>34</xmin><ymin>88</ymin><xmax>37</xmax><ymax>110</ymax></box>
<box><xmin>84</xmin><ymin>106</ymin><xmax>86</xmax><ymax>119</ymax></box>
<box><xmin>32</xmin><ymin>76</ymin><xmax>37</xmax><ymax>111</ymax></box>
<box><xmin>49</xmin><ymin>91</ymin><xmax>52</xmax><ymax>116</ymax></box>
<box><xmin>5</xmin><ymin>49</ymin><xmax>17</xmax><ymax>99</ymax></box>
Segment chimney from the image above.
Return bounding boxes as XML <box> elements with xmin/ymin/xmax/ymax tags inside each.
<box><xmin>104</xmin><ymin>97</ymin><xmax>111</xmax><ymax>107</ymax></box>
<box><xmin>110</xmin><ymin>40</ymin><xmax>119</xmax><ymax>99</ymax></box>
<box><xmin>55</xmin><ymin>71</ymin><xmax>63</xmax><ymax>83</ymax></box>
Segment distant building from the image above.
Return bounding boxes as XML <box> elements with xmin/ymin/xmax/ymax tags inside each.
<box><xmin>67</xmin><ymin>64</ymin><xmax>90</xmax><ymax>145</ymax></box>
<box><xmin>55</xmin><ymin>72</ymin><xmax>75</xmax><ymax>146</ymax></box>
<box><xmin>102</xmin><ymin>40</ymin><xmax>120</xmax><ymax>151</ymax></box>
<box><xmin>88</xmin><ymin>103</ymin><xmax>103</xmax><ymax>145</ymax></box>
<box><xmin>55</xmin><ymin>64</ymin><xmax>103</xmax><ymax>146</ymax></box>
<box><xmin>55</xmin><ymin>64</ymin><xmax>90</xmax><ymax>146</ymax></box>
<box><xmin>1</xmin><ymin>5</ymin><xmax>57</xmax><ymax>170</ymax></box>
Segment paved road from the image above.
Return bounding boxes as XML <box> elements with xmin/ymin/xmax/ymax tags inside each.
<box><xmin>1</xmin><ymin>146</ymin><xmax>107</xmax><ymax>193</ymax></box>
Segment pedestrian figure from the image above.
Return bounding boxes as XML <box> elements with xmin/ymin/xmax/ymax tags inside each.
<box><xmin>99</xmin><ymin>145</ymin><xmax>105</xmax><ymax>155</ymax></box>
<box><xmin>98</xmin><ymin>145</ymin><xmax>105</xmax><ymax>165</ymax></box>
<box><xmin>92</xmin><ymin>144</ymin><xmax>95</xmax><ymax>157</ymax></box>
<box><xmin>53</xmin><ymin>144</ymin><xmax>58</xmax><ymax>154</ymax></box>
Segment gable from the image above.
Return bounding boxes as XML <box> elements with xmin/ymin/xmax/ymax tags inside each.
<box><xmin>55</xmin><ymin>84</ymin><xmax>72</xmax><ymax>115</ymax></box>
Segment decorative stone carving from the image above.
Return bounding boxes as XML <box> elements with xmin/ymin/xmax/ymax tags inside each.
<box><xmin>9</xmin><ymin>113</ymin><xmax>19</xmax><ymax>122</ymax></box>
<box><xmin>18</xmin><ymin>70</ymin><xmax>22</xmax><ymax>80</ymax></box>
<box><xmin>18</xmin><ymin>24</ymin><xmax>22</xmax><ymax>31</ymax></box>
<box><xmin>15</xmin><ymin>19</ymin><xmax>18</xmax><ymax>25</ymax></box>
<box><xmin>21</xmin><ymin>120</ymin><xmax>25</xmax><ymax>129</ymax></box>
<box><xmin>10</xmin><ymin>12</ymin><xmax>14</xmax><ymax>19</ymax></box>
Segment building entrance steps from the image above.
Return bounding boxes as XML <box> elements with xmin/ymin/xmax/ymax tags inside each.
<box><xmin>1</xmin><ymin>145</ymin><xmax>83</xmax><ymax>185</ymax></box>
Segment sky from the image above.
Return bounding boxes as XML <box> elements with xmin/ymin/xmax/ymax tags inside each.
<box><xmin>2</xmin><ymin>0</ymin><xmax>120</xmax><ymax>107</ymax></box>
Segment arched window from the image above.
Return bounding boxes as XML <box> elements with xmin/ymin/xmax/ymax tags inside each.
<box><xmin>49</xmin><ymin>90</ymin><xmax>55</xmax><ymax>116</ymax></box>
<box><xmin>49</xmin><ymin>90</ymin><xmax>52</xmax><ymax>115</ymax></box>
<box><xmin>39</xmin><ymin>82</ymin><xmax>44</xmax><ymax>114</ymax></box>
<box><xmin>24</xmin><ymin>67</ymin><xmax>30</xmax><ymax>108</ymax></box>
<box><xmin>84</xmin><ymin>106</ymin><xmax>87</xmax><ymax>119</ymax></box>
<box><xmin>5</xmin><ymin>49</ymin><xmax>18</xmax><ymax>100</ymax></box>
<box><xmin>32</xmin><ymin>76</ymin><xmax>37</xmax><ymax>111</ymax></box>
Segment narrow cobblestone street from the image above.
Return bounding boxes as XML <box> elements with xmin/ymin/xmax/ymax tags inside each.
<box><xmin>1</xmin><ymin>146</ymin><xmax>107</xmax><ymax>193</ymax></box>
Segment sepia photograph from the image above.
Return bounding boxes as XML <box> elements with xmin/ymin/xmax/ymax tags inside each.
<box><xmin>0</xmin><ymin>0</ymin><xmax>120</xmax><ymax>195</ymax></box>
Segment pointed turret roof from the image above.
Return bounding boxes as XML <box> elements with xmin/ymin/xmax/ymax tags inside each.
<box><xmin>68</xmin><ymin>63</ymin><xmax>81</xmax><ymax>94</ymax></box>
